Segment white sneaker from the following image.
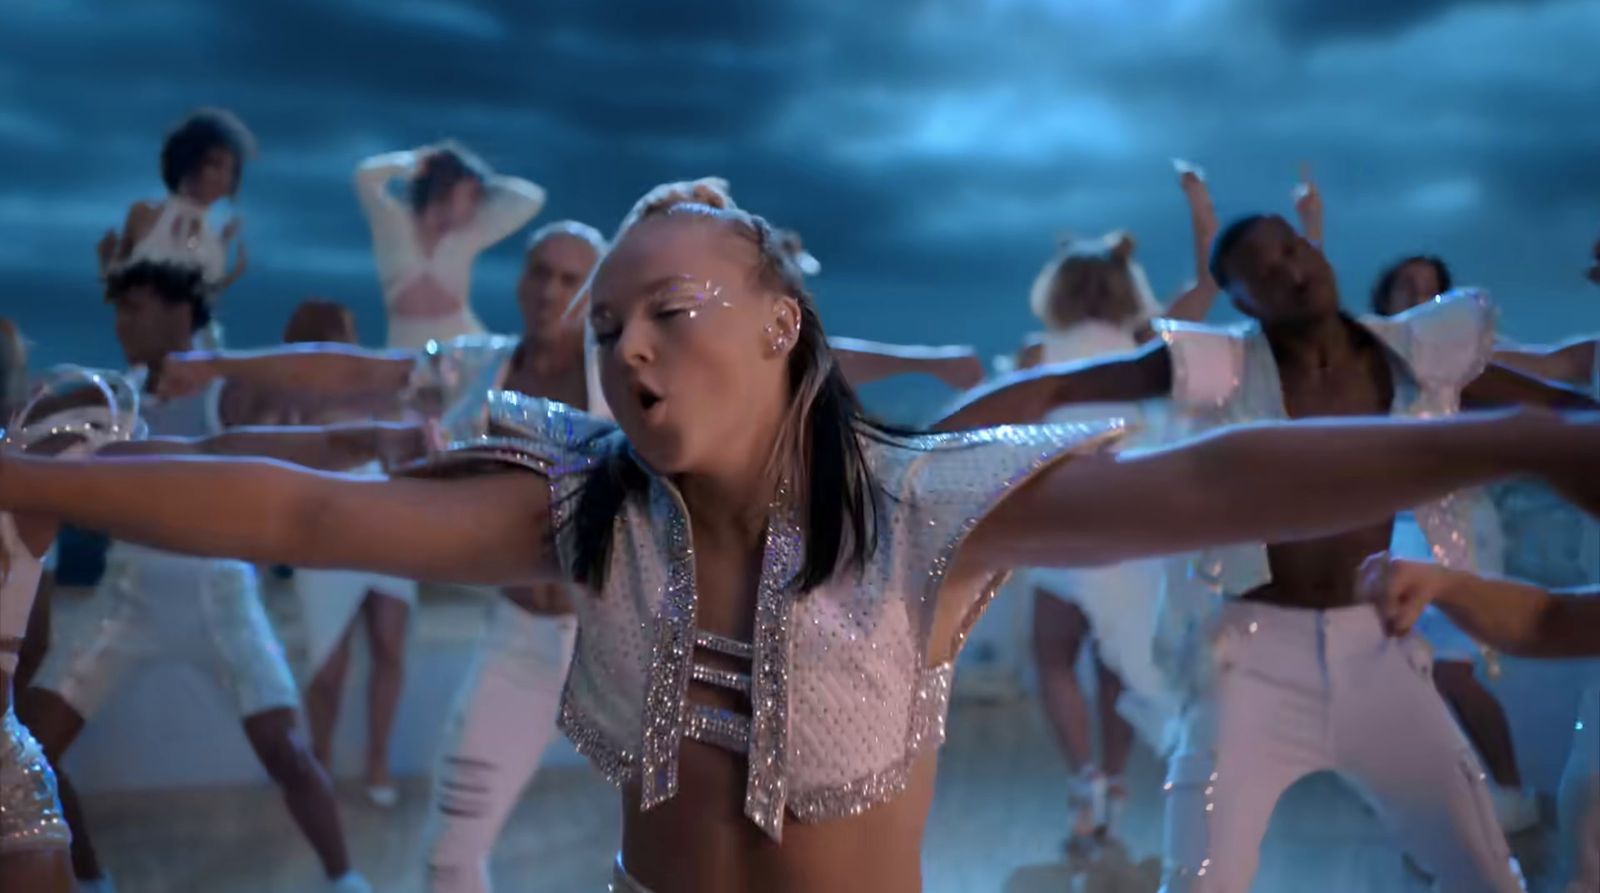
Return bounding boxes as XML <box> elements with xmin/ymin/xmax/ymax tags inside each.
<box><xmin>330</xmin><ymin>872</ymin><xmax>372</xmax><ymax>893</ymax></box>
<box><xmin>1490</xmin><ymin>784</ymin><xmax>1541</xmax><ymax>834</ymax></box>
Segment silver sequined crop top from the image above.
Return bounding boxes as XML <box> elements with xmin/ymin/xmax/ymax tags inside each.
<box><xmin>427</xmin><ymin>393</ymin><xmax>1122</xmax><ymax>840</ymax></box>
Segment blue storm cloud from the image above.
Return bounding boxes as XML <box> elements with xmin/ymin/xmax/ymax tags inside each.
<box><xmin>2</xmin><ymin>0</ymin><xmax>1596</xmax><ymax>393</ymax></box>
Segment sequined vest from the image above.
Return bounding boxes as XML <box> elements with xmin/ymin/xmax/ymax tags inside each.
<box><xmin>1157</xmin><ymin>289</ymin><xmax>1496</xmax><ymax>588</ymax></box>
<box><xmin>429</xmin><ymin>393</ymin><xmax>1121</xmax><ymax>840</ymax></box>
<box><xmin>1150</xmin><ymin>290</ymin><xmax>1497</xmax><ymax>679</ymax></box>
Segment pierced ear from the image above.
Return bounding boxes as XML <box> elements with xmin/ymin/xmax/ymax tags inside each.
<box><xmin>768</xmin><ymin>297</ymin><xmax>802</xmax><ymax>355</ymax></box>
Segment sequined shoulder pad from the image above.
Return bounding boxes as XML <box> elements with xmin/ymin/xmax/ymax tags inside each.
<box><xmin>1153</xmin><ymin>319</ymin><xmax>1253</xmax><ymax>411</ymax></box>
<box><xmin>1359</xmin><ymin>288</ymin><xmax>1498</xmax><ymax>391</ymax></box>
<box><xmin>402</xmin><ymin>392</ymin><xmax>613</xmax><ymax>480</ymax></box>
<box><xmin>867</xmin><ymin>422</ymin><xmax>1127</xmax><ymax>606</ymax></box>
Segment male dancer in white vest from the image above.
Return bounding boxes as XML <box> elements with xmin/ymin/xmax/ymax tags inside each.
<box><xmin>16</xmin><ymin>262</ymin><xmax>374</xmax><ymax>893</ymax></box>
<box><xmin>940</xmin><ymin>213</ymin><xmax>1596</xmax><ymax>892</ymax></box>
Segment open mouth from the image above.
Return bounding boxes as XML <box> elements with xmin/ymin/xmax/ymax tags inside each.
<box><xmin>635</xmin><ymin>383</ymin><xmax>664</xmax><ymax>415</ymax></box>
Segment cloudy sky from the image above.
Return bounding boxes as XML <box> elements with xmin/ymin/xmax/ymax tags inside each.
<box><xmin>4</xmin><ymin>0</ymin><xmax>1597</xmax><ymax>413</ymax></box>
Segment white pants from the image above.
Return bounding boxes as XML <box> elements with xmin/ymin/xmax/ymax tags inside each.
<box><xmin>1557</xmin><ymin>685</ymin><xmax>1600</xmax><ymax>893</ymax></box>
<box><xmin>423</xmin><ymin>599</ymin><xmax>577</xmax><ymax>893</ymax></box>
<box><xmin>1160</xmin><ymin>602</ymin><xmax>1519</xmax><ymax>892</ymax></box>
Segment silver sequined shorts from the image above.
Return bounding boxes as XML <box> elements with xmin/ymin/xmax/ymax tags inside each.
<box><xmin>0</xmin><ymin>703</ymin><xmax>71</xmax><ymax>854</ymax></box>
<box><xmin>33</xmin><ymin>546</ymin><xmax>299</xmax><ymax>719</ymax></box>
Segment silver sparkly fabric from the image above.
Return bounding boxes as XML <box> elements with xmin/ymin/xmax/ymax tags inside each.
<box><xmin>0</xmin><ymin>703</ymin><xmax>70</xmax><ymax>854</ymax></box>
<box><xmin>407</xmin><ymin>335</ymin><xmax>521</xmax><ymax>442</ymax></box>
<box><xmin>1151</xmin><ymin>289</ymin><xmax>1499</xmax><ymax>687</ymax></box>
<box><xmin>434</xmin><ymin>392</ymin><xmax>1123</xmax><ymax>840</ymax></box>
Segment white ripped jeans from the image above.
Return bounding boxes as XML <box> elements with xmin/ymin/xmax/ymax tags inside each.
<box><xmin>423</xmin><ymin>598</ymin><xmax>577</xmax><ymax>893</ymax></box>
<box><xmin>1160</xmin><ymin>601</ymin><xmax>1520</xmax><ymax>892</ymax></box>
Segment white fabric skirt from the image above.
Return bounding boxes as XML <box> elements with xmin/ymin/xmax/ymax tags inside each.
<box><xmin>1024</xmin><ymin>559</ymin><xmax>1180</xmax><ymax>753</ymax></box>
<box><xmin>293</xmin><ymin>568</ymin><xmax>418</xmax><ymax>676</ymax></box>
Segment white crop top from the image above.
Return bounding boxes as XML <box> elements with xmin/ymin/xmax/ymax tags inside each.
<box><xmin>420</xmin><ymin>393</ymin><xmax>1122</xmax><ymax>840</ymax></box>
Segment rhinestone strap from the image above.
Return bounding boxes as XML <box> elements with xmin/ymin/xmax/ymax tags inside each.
<box><xmin>690</xmin><ymin>662</ymin><xmax>752</xmax><ymax>695</ymax></box>
<box><xmin>685</xmin><ymin>704</ymin><xmax>751</xmax><ymax>753</ymax></box>
<box><xmin>693</xmin><ymin>629</ymin><xmax>753</xmax><ymax>661</ymax></box>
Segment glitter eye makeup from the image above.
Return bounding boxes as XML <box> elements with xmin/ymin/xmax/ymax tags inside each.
<box><xmin>653</xmin><ymin>277</ymin><xmax>732</xmax><ymax>318</ymax></box>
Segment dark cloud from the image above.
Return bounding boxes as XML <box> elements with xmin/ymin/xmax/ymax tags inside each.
<box><xmin>2</xmin><ymin>0</ymin><xmax>1597</xmax><ymax>386</ymax></box>
<box><xmin>1254</xmin><ymin>0</ymin><xmax>1562</xmax><ymax>44</ymax></box>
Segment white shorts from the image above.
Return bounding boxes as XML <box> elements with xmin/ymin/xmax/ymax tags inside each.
<box><xmin>33</xmin><ymin>544</ymin><xmax>299</xmax><ymax>719</ymax></box>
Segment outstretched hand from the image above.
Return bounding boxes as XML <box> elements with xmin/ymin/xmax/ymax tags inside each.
<box><xmin>938</xmin><ymin>352</ymin><xmax>987</xmax><ymax>391</ymax></box>
<box><xmin>156</xmin><ymin>351</ymin><xmax>225</xmax><ymax>399</ymax></box>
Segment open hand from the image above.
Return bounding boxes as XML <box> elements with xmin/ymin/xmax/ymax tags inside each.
<box><xmin>156</xmin><ymin>351</ymin><xmax>225</xmax><ymax>399</ymax></box>
<box><xmin>939</xmin><ymin>351</ymin><xmax>987</xmax><ymax>391</ymax></box>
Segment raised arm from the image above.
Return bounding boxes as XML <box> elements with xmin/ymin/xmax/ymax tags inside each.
<box><xmin>355</xmin><ymin>150</ymin><xmax>418</xmax><ymax>216</ymax></box>
<box><xmin>965</xmin><ymin>408</ymin><xmax>1595</xmax><ymax>572</ymax></box>
<box><xmin>1463</xmin><ymin>362</ymin><xmax>1599</xmax><ymax>409</ymax></box>
<box><xmin>828</xmin><ymin>336</ymin><xmax>985</xmax><ymax>390</ymax></box>
<box><xmin>98</xmin><ymin>201</ymin><xmax>161</xmax><ymax>277</ymax></box>
<box><xmin>100</xmin><ymin>421</ymin><xmax>430</xmax><ymax>472</ymax></box>
<box><xmin>1292</xmin><ymin>163</ymin><xmax>1323</xmax><ymax>248</ymax></box>
<box><xmin>460</xmin><ymin>172</ymin><xmax>545</xmax><ymax>251</ymax></box>
<box><xmin>1360</xmin><ymin>555</ymin><xmax>1600</xmax><ymax>658</ymax></box>
<box><xmin>159</xmin><ymin>344</ymin><xmax>415</xmax><ymax>401</ymax></box>
<box><xmin>1163</xmin><ymin>161</ymin><xmax>1221</xmax><ymax>324</ymax></box>
<box><xmin>931</xmin><ymin>341</ymin><xmax>1170</xmax><ymax>431</ymax></box>
<box><xmin>0</xmin><ymin>453</ymin><xmax>555</xmax><ymax>586</ymax></box>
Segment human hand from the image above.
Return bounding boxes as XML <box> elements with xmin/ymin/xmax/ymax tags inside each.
<box><xmin>939</xmin><ymin>351</ymin><xmax>987</xmax><ymax>391</ymax></box>
<box><xmin>1357</xmin><ymin>551</ymin><xmax>1462</xmax><ymax>636</ymax></box>
<box><xmin>156</xmin><ymin>351</ymin><xmax>226</xmax><ymax>399</ymax></box>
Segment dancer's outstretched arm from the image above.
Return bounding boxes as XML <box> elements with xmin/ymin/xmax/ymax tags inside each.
<box><xmin>932</xmin><ymin>342</ymin><xmax>1170</xmax><ymax>431</ymax></box>
<box><xmin>1359</xmin><ymin>554</ymin><xmax>1600</xmax><ymax>658</ymax></box>
<box><xmin>101</xmin><ymin>421</ymin><xmax>431</xmax><ymax>472</ymax></box>
<box><xmin>1163</xmin><ymin>160</ymin><xmax>1221</xmax><ymax>323</ymax></box>
<box><xmin>1464</xmin><ymin>362</ymin><xmax>1598</xmax><ymax>409</ymax></box>
<box><xmin>157</xmin><ymin>344</ymin><xmax>414</xmax><ymax>400</ymax></box>
<box><xmin>1491</xmin><ymin>338</ymin><xmax>1597</xmax><ymax>386</ymax></box>
<box><xmin>0</xmin><ymin>455</ymin><xmax>555</xmax><ymax>586</ymax></box>
<box><xmin>967</xmin><ymin>408</ymin><xmax>1595</xmax><ymax>571</ymax></box>
<box><xmin>829</xmin><ymin>337</ymin><xmax>984</xmax><ymax>390</ymax></box>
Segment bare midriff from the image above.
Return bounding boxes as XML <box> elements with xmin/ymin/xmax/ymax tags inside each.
<box><xmin>618</xmin><ymin>744</ymin><xmax>939</xmax><ymax>893</ymax></box>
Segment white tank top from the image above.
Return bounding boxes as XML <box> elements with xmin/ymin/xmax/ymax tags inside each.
<box><xmin>124</xmin><ymin>196</ymin><xmax>227</xmax><ymax>286</ymax></box>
